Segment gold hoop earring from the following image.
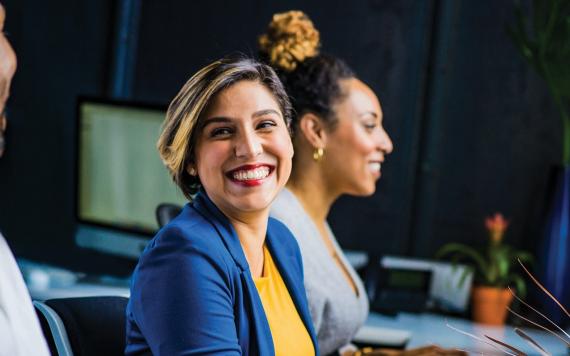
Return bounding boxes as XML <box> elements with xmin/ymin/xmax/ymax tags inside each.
<box><xmin>312</xmin><ymin>147</ymin><xmax>324</xmax><ymax>162</ymax></box>
<box><xmin>188</xmin><ymin>167</ymin><xmax>197</xmax><ymax>176</ymax></box>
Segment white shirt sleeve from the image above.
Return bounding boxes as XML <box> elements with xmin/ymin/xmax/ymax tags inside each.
<box><xmin>0</xmin><ymin>234</ymin><xmax>50</xmax><ymax>356</ymax></box>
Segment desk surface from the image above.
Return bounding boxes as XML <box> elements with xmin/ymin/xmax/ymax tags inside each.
<box><xmin>364</xmin><ymin>312</ymin><xmax>569</xmax><ymax>355</ymax></box>
<box><xmin>24</xmin><ymin>263</ymin><xmax>568</xmax><ymax>355</ymax></box>
<box><xmin>29</xmin><ymin>282</ymin><xmax>130</xmax><ymax>301</ymax></box>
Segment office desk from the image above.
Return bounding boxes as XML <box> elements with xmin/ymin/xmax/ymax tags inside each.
<box><xmin>360</xmin><ymin>312</ymin><xmax>569</xmax><ymax>355</ymax></box>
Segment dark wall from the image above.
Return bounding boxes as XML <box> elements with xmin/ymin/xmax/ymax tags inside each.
<box><xmin>409</xmin><ymin>1</ymin><xmax>560</xmax><ymax>258</ymax></box>
<box><xmin>0</xmin><ymin>0</ymin><xmax>558</xmax><ymax>274</ymax></box>
<box><xmin>0</xmin><ymin>0</ymin><xmax>136</xmax><ymax>274</ymax></box>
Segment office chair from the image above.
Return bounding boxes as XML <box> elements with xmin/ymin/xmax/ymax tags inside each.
<box><xmin>34</xmin><ymin>296</ymin><xmax>128</xmax><ymax>356</ymax></box>
<box><xmin>156</xmin><ymin>203</ymin><xmax>183</xmax><ymax>228</ymax></box>
<box><xmin>35</xmin><ymin>302</ymin><xmax>60</xmax><ymax>356</ymax></box>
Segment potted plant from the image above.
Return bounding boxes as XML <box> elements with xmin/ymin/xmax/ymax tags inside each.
<box><xmin>435</xmin><ymin>213</ymin><xmax>534</xmax><ymax>325</ymax></box>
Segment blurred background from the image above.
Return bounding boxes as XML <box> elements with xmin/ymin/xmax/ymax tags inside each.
<box><xmin>0</xmin><ymin>0</ymin><xmax>565</xmax><ymax>314</ymax></box>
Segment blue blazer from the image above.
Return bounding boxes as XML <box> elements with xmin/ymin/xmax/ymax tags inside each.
<box><xmin>125</xmin><ymin>191</ymin><xmax>319</xmax><ymax>355</ymax></box>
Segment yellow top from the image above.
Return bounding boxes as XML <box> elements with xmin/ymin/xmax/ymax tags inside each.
<box><xmin>254</xmin><ymin>246</ymin><xmax>315</xmax><ymax>356</ymax></box>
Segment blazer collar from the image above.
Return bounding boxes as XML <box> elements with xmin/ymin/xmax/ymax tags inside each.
<box><xmin>191</xmin><ymin>190</ymin><xmax>250</xmax><ymax>271</ymax></box>
<box><xmin>192</xmin><ymin>191</ymin><xmax>318</xmax><ymax>354</ymax></box>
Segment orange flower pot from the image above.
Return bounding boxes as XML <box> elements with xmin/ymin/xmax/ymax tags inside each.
<box><xmin>471</xmin><ymin>286</ymin><xmax>513</xmax><ymax>325</ymax></box>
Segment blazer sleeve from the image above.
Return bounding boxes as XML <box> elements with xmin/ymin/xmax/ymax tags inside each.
<box><xmin>129</xmin><ymin>226</ymin><xmax>241</xmax><ymax>356</ymax></box>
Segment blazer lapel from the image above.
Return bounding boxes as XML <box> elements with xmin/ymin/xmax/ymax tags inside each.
<box><xmin>191</xmin><ymin>191</ymin><xmax>275</xmax><ymax>355</ymax></box>
<box><xmin>191</xmin><ymin>191</ymin><xmax>249</xmax><ymax>271</ymax></box>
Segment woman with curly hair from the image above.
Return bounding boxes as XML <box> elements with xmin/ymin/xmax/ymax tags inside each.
<box><xmin>259</xmin><ymin>10</ymin><xmax>393</xmax><ymax>355</ymax></box>
<box><xmin>260</xmin><ymin>11</ymin><xmax>467</xmax><ymax>356</ymax></box>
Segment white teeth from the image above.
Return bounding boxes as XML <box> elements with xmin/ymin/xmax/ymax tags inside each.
<box><xmin>368</xmin><ymin>162</ymin><xmax>381</xmax><ymax>172</ymax></box>
<box><xmin>232</xmin><ymin>167</ymin><xmax>270</xmax><ymax>181</ymax></box>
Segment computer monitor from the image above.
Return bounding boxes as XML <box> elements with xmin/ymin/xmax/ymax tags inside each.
<box><xmin>74</xmin><ymin>98</ymin><xmax>187</xmax><ymax>259</ymax></box>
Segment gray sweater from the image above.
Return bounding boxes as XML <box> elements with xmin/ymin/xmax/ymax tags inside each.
<box><xmin>271</xmin><ymin>189</ymin><xmax>369</xmax><ymax>355</ymax></box>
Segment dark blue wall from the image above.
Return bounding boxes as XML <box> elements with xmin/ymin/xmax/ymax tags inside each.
<box><xmin>0</xmin><ymin>0</ymin><xmax>559</xmax><ymax>275</ymax></box>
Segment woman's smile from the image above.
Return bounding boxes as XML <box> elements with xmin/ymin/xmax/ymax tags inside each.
<box><xmin>226</xmin><ymin>163</ymin><xmax>275</xmax><ymax>187</ymax></box>
<box><xmin>367</xmin><ymin>160</ymin><xmax>383</xmax><ymax>178</ymax></box>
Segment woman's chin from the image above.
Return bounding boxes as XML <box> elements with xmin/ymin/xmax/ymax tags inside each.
<box><xmin>226</xmin><ymin>193</ymin><xmax>274</xmax><ymax>213</ymax></box>
<box><xmin>347</xmin><ymin>183</ymin><xmax>376</xmax><ymax>197</ymax></box>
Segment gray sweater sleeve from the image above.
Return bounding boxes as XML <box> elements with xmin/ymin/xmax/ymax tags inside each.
<box><xmin>270</xmin><ymin>189</ymin><xmax>369</xmax><ymax>355</ymax></box>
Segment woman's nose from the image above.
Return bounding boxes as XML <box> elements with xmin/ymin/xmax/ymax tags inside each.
<box><xmin>235</xmin><ymin>130</ymin><xmax>262</xmax><ymax>158</ymax></box>
<box><xmin>377</xmin><ymin>129</ymin><xmax>393</xmax><ymax>154</ymax></box>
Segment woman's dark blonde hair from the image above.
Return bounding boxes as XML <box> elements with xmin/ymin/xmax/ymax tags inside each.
<box><xmin>157</xmin><ymin>56</ymin><xmax>292</xmax><ymax>199</ymax></box>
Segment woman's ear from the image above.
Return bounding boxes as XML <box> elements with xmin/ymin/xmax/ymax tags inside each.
<box><xmin>186</xmin><ymin>163</ymin><xmax>197</xmax><ymax>176</ymax></box>
<box><xmin>297</xmin><ymin>113</ymin><xmax>328</xmax><ymax>148</ymax></box>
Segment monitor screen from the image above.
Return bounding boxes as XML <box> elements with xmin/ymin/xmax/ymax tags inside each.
<box><xmin>75</xmin><ymin>99</ymin><xmax>187</xmax><ymax>258</ymax></box>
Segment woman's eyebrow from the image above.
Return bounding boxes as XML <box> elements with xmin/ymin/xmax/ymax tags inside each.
<box><xmin>252</xmin><ymin>109</ymin><xmax>281</xmax><ymax>118</ymax></box>
<box><xmin>201</xmin><ymin>117</ymin><xmax>232</xmax><ymax>129</ymax></box>
<box><xmin>200</xmin><ymin>109</ymin><xmax>282</xmax><ymax>130</ymax></box>
<box><xmin>359</xmin><ymin>111</ymin><xmax>378</xmax><ymax>118</ymax></box>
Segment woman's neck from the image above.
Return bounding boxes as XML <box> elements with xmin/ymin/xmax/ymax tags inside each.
<box><xmin>223</xmin><ymin>208</ymin><xmax>269</xmax><ymax>278</ymax></box>
<box><xmin>287</xmin><ymin>164</ymin><xmax>339</xmax><ymax>225</ymax></box>
<box><xmin>287</xmin><ymin>162</ymin><xmax>360</xmax><ymax>296</ymax></box>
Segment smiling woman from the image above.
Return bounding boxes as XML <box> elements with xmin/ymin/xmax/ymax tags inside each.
<box><xmin>259</xmin><ymin>11</ymin><xmax>393</xmax><ymax>355</ymax></box>
<box><xmin>125</xmin><ymin>57</ymin><xmax>318</xmax><ymax>355</ymax></box>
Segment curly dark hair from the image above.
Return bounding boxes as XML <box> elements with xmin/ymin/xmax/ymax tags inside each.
<box><xmin>274</xmin><ymin>54</ymin><xmax>354</xmax><ymax>133</ymax></box>
<box><xmin>258</xmin><ymin>10</ymin><xmax>355</xmax><ymax>133</ymax></box>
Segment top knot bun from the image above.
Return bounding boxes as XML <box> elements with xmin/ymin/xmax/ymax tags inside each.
<box><xmin>258</xmin><ymin>10</ymin><xmax>320</xmax><ymax>72</ymax></box>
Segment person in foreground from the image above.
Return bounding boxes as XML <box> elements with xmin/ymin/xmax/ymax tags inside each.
<box><xmin>0</xmin><ymin>3</ymin><xmax>51</xmax><ymax>355</ymax></box>
<box><xmin>260</xmin><ymin>11</ymin><xmax>464</xmax><ymax>356</ymax></box>
<box><xmin>125</xmin><ymin>56</ymin><xmax>318</xmax><ymax>355</ymax></box>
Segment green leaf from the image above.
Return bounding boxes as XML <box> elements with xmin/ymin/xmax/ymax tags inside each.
<box><xmin>508</xmin><ymin>5</ymin><xmax>538</xmax><ymax>68</ymax></box>
<box><xmin>457</xmin><ymin>266</ymin><xmax>474</xmax><ymax>288</ymax></box>
<box><xmin>513</xmin><ymin>251</ymin><xmax>535</xmax><ymax>266</ymax></box>
<box><xmin>435</xmin><ymin>243</ymin><xmax>489</xmax><ymax>282</ymax></box>
<box><xmin>508</xmin><ymin>274</ymin><xmax>527</xmax><ymax>299</ymax></box>
<box><xmin>488</xmin><ymin>245</ymin><xmax>511</xmax><ymax>283</ymax></box>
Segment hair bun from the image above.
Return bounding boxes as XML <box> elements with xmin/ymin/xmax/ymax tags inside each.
<box><xmin>258</xmin><ymin>10</ymin><xmax>320</xmax><ymax>72</ymax></box>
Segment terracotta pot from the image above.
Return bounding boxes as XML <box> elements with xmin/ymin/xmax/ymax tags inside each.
<box><xmin>471</xmin><ymin>286</ymin><xmax>513</xmax><ymax>325</ymax></box>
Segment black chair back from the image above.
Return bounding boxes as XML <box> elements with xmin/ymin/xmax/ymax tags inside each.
<box><xmin>40</xmin><ymin>296</ymin><xmax>128</xmax><ymax>356</ymax></box>
<box><xmin>156</xmin><ymin>203</ymin><xmax>183</xmax><ymax>228</ymax></box>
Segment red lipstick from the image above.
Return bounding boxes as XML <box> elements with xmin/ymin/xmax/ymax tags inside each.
<box><xmin>226</xmin><ymin>164</ymin><xmax>275</xmax><ymax>187</ymax></box>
